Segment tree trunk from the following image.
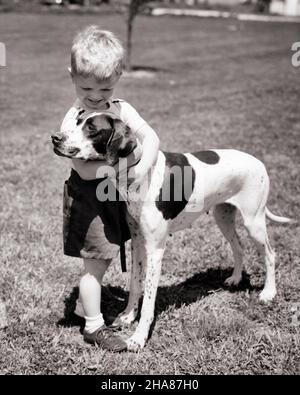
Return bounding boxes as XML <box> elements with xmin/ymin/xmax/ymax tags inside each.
<box><xmin>124</xmin><ymin>0</ymin><xmax>146</xmax><ymax>70</ymax></box>
<box><xmin>126</xmin><ymin>10</ymin><xmax>134</xmax><ymax>70</ymax></box>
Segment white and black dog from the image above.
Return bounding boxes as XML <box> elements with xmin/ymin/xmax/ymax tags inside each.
<box><xmin>52</xmin><ymin>113</ymin><xmax>290</xmax><ymax>351</ymax></box>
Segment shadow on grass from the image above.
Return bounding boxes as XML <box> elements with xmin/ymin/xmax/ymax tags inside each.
<box><xmin>57</xmin><ymin>267</ymin><xmax>258</xmax><ymax>331</ymax></box>
<box><xmin>155</xmin><ymin>267</ymin><xmax>256</xmax><ymax>314</ymax></box>
<box><xmin>56</xmin><ymin>285</ymin><xmax>128</xmax><ymax>330</ymax></box>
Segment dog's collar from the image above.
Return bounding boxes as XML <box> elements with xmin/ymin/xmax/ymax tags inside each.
<box><xmin>106</xmin><ymin>127</ymin><xmax>116</xmax><ymax>148</ymax></box>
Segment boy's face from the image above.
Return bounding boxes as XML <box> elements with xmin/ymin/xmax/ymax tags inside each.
<box><xmin>70</xmin><ymin>72</ymin><xmax>120</xmax><ymax>110</ymax></box>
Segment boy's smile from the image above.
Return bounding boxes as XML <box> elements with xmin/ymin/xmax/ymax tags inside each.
<box><xmin>71</xmin><ymin>72</ymin><xmax>121</xmax><ymax>110</ymax></box>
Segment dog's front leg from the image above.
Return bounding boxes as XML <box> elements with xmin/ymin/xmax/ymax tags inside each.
<box><xmin>126</xmin><ymin>236</ymin><xmax>167</xmax><ymax>352</ymax></box>
<box><xmin>113</xmin><ymin>233</ymin><xmax>145</xmax><ymax>327</ymax></box>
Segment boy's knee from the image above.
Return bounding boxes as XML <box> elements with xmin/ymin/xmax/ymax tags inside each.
<box><xmin>84</xmin><ymin>258</ymin><xmax>111</xmax><ymax>267</ymax></box>
<box><xmin>83</xmin><ymin>258</ymin><xmax>111</xmax><ymax>279</ymax></box>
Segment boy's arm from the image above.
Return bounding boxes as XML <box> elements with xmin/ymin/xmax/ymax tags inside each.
<box><xmin>119</xmin><ymin>101</ymin><xmax>160</xmax><ymax>184</ymax></box>
<box><xmin>71</xmin><ymin>159</ymin><xmax>113</xmax><ymax>180</ymax></box>
<box><xmin>66</xmin><ymin>101</ymin><xmax>158</xmax><ymax>182</ymax></box>
<box><xmin>71</xmin><ymin>141</ymin><xmax>143</xmax><ymax>181</ymax></box>
<box><xmin>72</xmin><ymin>123</ymin><xmax>159</xmax><ymax>182</ymax></box>
<box><xmin>127</xmin><ymin>123</ymin><xmax>160</xmax><ymax>185</ymax></box>
<box><xmin>60</xmin><ymin>103</ymin><xmax>79</xmax><ymax>133</ymax></box>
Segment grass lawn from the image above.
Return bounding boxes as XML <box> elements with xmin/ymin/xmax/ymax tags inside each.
<box><xmin>0</xmin><ymin>12</ymin><xmax>299</xmax><ymax>375</ymax></box>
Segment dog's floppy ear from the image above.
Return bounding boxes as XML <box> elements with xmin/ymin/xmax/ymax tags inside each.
<box><xmin>106</xmin><ymin>117</ymin><xmax>137</xmax><ymax>165</ymax></box>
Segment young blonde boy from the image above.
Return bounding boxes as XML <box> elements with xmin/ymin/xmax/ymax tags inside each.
<box><xmin>60</xmin><ymin>26</ymin><xmax>159</xmax><ymax>351</ymax></box>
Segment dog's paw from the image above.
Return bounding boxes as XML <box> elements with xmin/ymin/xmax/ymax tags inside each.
<box><xmin>259</xmin><ymin>289</ymin><xmax>276</xmax><ymax>303</ymax></box>
<box><xmin>126</xmin><ymin>334</ymin><xmax>146</xmax><ymax>352</ymax></box>
<box><xmin>224</xmin><ymin>274</ymin><xmax>242</xmax><ymax>287</ymax></box>
<box><xmin>112</xmin><ymin>310</ymin><xmax>136</xmax><ymax>328</ymax></box>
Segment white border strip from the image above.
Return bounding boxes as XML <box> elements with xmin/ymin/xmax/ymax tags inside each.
<box><xmin>151</xmin><ymin>7</ymin><xmax>300</xmax><ymax>23</ymax></box>
<box><xmin>152</xmin><ymin>8</ymin><xmax>231</xmax><ymax>18</ymax></box>
<box><xmin>0</xmin><ymin>42</ymin><xmax>6</xmax><ymax>67</ymax></box>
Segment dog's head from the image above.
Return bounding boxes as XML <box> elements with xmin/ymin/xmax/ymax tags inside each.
<box><xmin>51</xmin><ymin>113</ymin><xmax>137</xmax><ymax>165</ymax></box>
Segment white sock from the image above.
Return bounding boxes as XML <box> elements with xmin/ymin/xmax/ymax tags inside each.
<box><xmin>74</xmin><ymin>300</ymin><xmax>85</xmax><ymax>318</ymax></box>
<box><xmin>84</xmin><ymin>314</ymin><xmax>105</xmax><ymax>334</ymax></box>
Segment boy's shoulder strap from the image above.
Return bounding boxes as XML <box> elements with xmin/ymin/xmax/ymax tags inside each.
<box><xmin>106</xmin><ymin>98</ymin><xmax>126</xmax><ymax>117</ymax></box>
<box><xmin>111</xmin><ymin>98</ymin><xmax>125</xmax><ymax>103</ymax></box>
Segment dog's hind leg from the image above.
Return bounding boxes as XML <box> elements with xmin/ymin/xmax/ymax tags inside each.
<box><xmin>242</xmin><ymin>210</ymin><xmax>276</xmax><ymax>302</ymax></box>
<box><xmin>236</xmin><ymin>172</ymin><xmax>277</xmax><ymax>302</ymax></box>
<box><xmin>213</xmin><ymin>203</ymin><xmax>244</xmax><ymax>286</ymax></box>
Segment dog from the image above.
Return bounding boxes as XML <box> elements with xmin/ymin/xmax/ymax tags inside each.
<box><xmin>52</xmin><ymin>112</ymin><xmax>290</xmax><ymax>351</ymax></box>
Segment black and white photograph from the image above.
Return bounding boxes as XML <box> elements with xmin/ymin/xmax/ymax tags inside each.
<box><xmin>0</xmin><ymin>0</ymin><xmax>299</xmax><ymax>376</ymax></box>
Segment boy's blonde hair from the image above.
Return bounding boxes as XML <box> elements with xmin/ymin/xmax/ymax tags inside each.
<box><xmin>71</xmin><ymin>25</ymin><xmax>124</xmax><ymax>80</ymax></box>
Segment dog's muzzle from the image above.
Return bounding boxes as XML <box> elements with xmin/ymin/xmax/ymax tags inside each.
<box><xmin>51</xmin><ymin>132</ymin><xmax>80</xmax><ymax>158</ymax></box>
<box><xmin>51</xmin><ymin>131</ymin><xmax>66</xmax><ymax>145</ymax></box>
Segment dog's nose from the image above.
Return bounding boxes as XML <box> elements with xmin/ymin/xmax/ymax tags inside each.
<box><xmin>51</xmin><ymin>132</ymin><xmax>66</xmax><ymax>144</ymax></box>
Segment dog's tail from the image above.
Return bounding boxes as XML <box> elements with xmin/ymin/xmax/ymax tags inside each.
<box><xmin>266</xmin><ymin>207</ymin><xmax>291</xmax><ymax>224</ymax></box>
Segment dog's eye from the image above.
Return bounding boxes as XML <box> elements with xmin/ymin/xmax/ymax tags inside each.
<box><xmin>86</xmin><ymin>124</ymin><xmax>98</xmax><ymax>137</ymax></box>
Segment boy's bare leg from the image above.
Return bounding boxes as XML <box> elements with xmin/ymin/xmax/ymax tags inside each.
<box><xmin>79</xmin><ymin>258</ymin><xmax>127</xmax><ymax>351</ymax></box>
<box><xmin>80</xmin><ymin>258</ymin><xmax>110</xmax><ymax>332</ymax></box>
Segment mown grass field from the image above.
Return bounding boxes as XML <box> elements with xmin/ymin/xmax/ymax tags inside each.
<box><xmin>0</xmin><ymin>11</ymin><xmax>299</xmax><ymax>375</ymax></box>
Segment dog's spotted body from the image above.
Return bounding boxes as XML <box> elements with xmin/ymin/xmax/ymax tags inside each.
<box><xmin>52</xmin><ymin>113</ymin><xmax>290</xmax><ymax>352</ymax></box>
